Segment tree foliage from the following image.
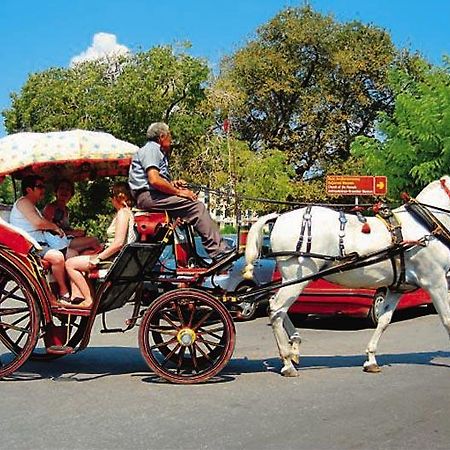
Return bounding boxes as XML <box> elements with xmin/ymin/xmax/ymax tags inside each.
<box><xmin>2</xmin><ymin>45</ymin><xmax>214</xmax><ymax>233</ymax></box>
<box><xmin>213</xmin><ymin>5</ymin><xmax>410</xmax><ymax>179</ymax></box>
<box><xmin>3</xmin><ymin>45</ymin><xmax>212</xmax><ymax>162</ymax></box>
<box><xmin>351</xmin><ymin>58</ymin><xmax>450</xmax><ymax>199</ymax></box>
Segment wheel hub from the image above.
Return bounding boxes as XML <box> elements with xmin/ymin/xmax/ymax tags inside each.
<box><xmin>177</xmin><ymin>328</ymin><xmax>196</xmax><ymax>346</ymax></box>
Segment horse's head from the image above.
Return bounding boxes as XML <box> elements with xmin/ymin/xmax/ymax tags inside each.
<box><xmin>415</xmin><ymin>175</ymin><xmax>450</xmax><ymax>209</ymax></box>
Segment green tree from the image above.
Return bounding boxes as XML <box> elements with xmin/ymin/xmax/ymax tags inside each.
<box><xmin>2</xmin><ymin>45</ymin><xmax>214</xmax><ymax>227</ymax></box>
<box><xmin>352</xmin><ymin>58</ymin><xmax>450</xmax><ymax>199</ymax></box>
<box><xmin>214</xmin><ymin>5</ymin><xmax>411</xmax><ymax>180</ymax></box>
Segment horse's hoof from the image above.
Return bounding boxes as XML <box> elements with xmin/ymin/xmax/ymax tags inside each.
<box><xmin>281</xmin><ymin>366</ymin><xmax>299</xmax><ymax>377</ymax></box>
<box><xmin>363</xmin><ymin>363</ymin><xmax>381</xmax><ymax>373</ymax></box>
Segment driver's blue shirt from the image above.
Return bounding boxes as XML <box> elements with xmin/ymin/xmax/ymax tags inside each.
<box><xmin>128</xmin><ymin>141</ymin><xmax>171</xmax><ymax>192</ymax></box>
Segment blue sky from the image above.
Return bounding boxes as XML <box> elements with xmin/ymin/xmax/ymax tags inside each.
<box><xmin>1</xmin><ymin>0</ymin><xmax>449</xmax><ymax>136</ymax></box>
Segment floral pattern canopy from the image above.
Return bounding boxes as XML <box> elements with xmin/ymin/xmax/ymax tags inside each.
<box><xmin>0</xmin><ymin>129</ymin><xmax>138</xmax><ymax>183</ymax></box>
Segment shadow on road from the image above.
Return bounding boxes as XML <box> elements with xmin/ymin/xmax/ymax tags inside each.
<box><xmin>7</xmin><ymin>344</ymin><xmax>449</xmax><ymax>384</ymax></box>
<box><xmin>288</xmin><ymin>305</ymin><xmax>434</xmax><ymax>330</ymax></box>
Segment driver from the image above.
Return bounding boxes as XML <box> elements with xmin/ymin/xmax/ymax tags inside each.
<box><xmin>128</xmin><ymin>122</ymin><xmax>232</xmax><ymax>263</ymax></box>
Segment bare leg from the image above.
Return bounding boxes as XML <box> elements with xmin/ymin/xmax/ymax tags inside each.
<box><xmin>65</xmin><ymin>255</ymin><xmax>93</xmax><ymax>308</ymax></box>
<box><xmin>363</xmin><ymin>290</ymin><xmax>402</xmax><ymax>372</ymax></box>
<box><xmin>44</xmin><ymin>249</ymin><xmax>69</xmax><ymax>297</ymax></box>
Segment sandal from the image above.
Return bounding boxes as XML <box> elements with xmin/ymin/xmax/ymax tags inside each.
<box><xmin>57</xmin><ymin>293</ymin><xmax>72</xmax><ymax>306</ymax></box>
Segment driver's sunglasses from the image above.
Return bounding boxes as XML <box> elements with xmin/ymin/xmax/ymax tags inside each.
<box><xmin>34</xmin><ymin>184</ymin><xmax>45</xmax><ymax>189</ymax></box>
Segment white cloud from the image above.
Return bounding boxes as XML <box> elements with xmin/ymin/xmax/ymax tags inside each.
<box><xmin>70</xmin><ymin>32</ymin><xmax>130</xmax><ymax>67</ymax></box>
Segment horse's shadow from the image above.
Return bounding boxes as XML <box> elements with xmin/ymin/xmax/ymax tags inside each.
<box><xmin>7</xmin><ymin>345</ymin><xmax>450</xmax><ymax>384</ymax></box>
<box><xmin>288</xmin><ymin>305</ymin><xmax>433</xmax><ymax>330</ymax></box>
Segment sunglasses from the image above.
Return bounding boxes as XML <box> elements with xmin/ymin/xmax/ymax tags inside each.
<box><xmin>34</xmin><ymin>184</ymin><xmax>45</xmax><ymax>189</ymax></box>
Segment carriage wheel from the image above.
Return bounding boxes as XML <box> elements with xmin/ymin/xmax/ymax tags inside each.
<box><xmin>139</xmin><ymin>288</ymin><xmax>235</xmax><ymax>384</ymax></box>
<box><xmin>0</xmin><ymin>261</ymin><xmax>40</xmax><ymax>378</ymax></box>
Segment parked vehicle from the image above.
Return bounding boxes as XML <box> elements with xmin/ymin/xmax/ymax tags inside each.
<box><xmin>287</xmin><ymin>277</ymin><xmax>433</xmax><ymax>326</ymax></box>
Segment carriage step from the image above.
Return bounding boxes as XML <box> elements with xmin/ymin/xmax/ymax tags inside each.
<box><xmin>46</xmin><ymin>345</ymin><xmax>74</xmax><ymax>355</ymax></box>
<box><xmin>100</xmin><ymin>328</ymin><xmax>124</xmax><ymax>334</ymax></box>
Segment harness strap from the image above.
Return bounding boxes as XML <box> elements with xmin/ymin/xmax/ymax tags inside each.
<box><xmin>405</xmin><ymin>199</ymin><xmax>450</xmax><ymax>249</ymax></box>
<box><xmin>296</xmin><ymin>206</ymin><xmax>312</xmax><ymax>252</ymax></box>
<box><xmin>338</xmin><ymin>211</ymin><xmax>347</xmax><ymax>257</ymax></box>
<box><xmin>375</xmin><ymin>212</ymin><xmax>405</xmax><ymax>289</ymax></box>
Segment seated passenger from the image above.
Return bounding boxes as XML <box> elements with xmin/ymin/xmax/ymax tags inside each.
<box><xmin>9</xmin><ymin>175</ymin><xmax>71</xmax><ymax>302</ymax></box>
<box><xmin>64</xmin><ymin>182</ymin><xmax>136</xmax><ymax>309</ymax></box>
<box><xmin>43</xmin><ymin>178</ymin><xmax>101</xmax><ymax>254</ymax></box>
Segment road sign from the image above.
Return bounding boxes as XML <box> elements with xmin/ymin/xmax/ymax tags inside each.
<box><xmin>326</xmin><ymin>175</ymin><xmax>387</xmax><ymax>196</ymax></box>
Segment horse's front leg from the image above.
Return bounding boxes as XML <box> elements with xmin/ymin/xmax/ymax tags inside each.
<box><xmin>269</xmin><ymin>284</ymin><xmax>303</xmax><ymax>377</ymax></box>
<box><xmin>426</xmin><ymin>280</ymin><xmax>450</xmax><ymax>339</ymax></box>
<box><xmin>363</xmin><ymin>290</ymin><xmax>402</xmax><ymax>373</ymax></box>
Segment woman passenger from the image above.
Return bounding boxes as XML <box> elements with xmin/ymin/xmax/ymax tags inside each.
<box><xmin>62</xmin><ymin>182</ymin><xmax>136</xmax><ymax>309</ymax></box>
<box><xmin>43</xmin><ymin>178</ymin><xmax>101</xmax><ymax>254</ymax></box>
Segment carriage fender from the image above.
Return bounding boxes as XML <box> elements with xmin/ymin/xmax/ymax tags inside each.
<box><xmin>243</xmin><ymin>213</ymin><xmax>279</xmax><ymax>280</ymax></box>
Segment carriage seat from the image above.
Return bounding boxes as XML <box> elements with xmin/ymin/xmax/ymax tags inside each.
<box><xmin>133</xmin><ymin>209</ymin><xmax>169</xmax><ymax>242</ymax></box>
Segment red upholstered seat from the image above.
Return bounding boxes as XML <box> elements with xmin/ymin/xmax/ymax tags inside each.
<box><xmin>0</xmin><ymin>223</ymin><xmax>33</xmax><ymax>255</ymax></box>
<box><xmin>134</xmin><ymin>211</ymin><xmax>169</xmax><ymax>241</ymax></box>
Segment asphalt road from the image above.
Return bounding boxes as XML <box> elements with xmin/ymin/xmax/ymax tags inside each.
<box><xmin>2</xmin><ymin>306</ymin><xmax>450</xmax><ymax>450</ymax></box>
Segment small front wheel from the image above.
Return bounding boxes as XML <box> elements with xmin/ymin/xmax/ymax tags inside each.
<box><xmin>139</xmin><ymin>289</ymin><xmax>235</xmax><ymax>384</ymax></box>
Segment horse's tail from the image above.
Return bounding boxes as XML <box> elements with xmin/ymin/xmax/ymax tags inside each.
<box><xmin>242</xmin><ymin>212</ymin><xmax>279</xmax><ymax>280</ymax></box>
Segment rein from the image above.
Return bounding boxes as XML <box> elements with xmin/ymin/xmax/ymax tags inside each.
<box><xmin>186</xmin><ymin>183</ymin><xmax>374</xmax><ymax>209</ymax></box>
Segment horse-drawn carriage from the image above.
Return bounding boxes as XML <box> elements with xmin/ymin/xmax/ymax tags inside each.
<box><xmin>1</xmin><ymin>130</ymin><xmax>450</xmax><ymax>383</ymax></box>
<box><xmin>0</xmin><ymin>130</ymin><xmax>241</xmax><ymax>384</ymax></box>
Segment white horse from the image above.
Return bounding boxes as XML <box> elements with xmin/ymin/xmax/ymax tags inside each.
<box><xmin>243</xmin><ymin>176</ymin><xmax>450</xmax><ymax>376</ymax></box>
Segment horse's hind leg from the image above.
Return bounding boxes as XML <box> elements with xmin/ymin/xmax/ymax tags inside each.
<box><xmin>363</xmin><ymin>290</ymin><xmax>402</xmax><ymax>373</ymax></box>
<box><xmin>269</xmin><ymin>284</ymin><xmax>304</xmax><ymax>377</ymax></box>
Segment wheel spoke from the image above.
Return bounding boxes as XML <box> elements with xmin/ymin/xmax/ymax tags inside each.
<box><xmin>0</xmin><ymin>322</ymin><xmax>32</xmax><ymax>334</ymax></box>
<box><xmin>176</xmin><ymin>346</ymin><xmax>186</xmax><ymax>374</ymax></box>
<box><xmin>194</xmin><ymin>342</ymin><xmax>212</xmax><ymax>362</ymax></box>
<box><xmin>0</xmin><ymin>330</ymin><xmax>17</xmax><ymax>352</ymax></box>
<box><xmin>149</xmin><ymin>336</ymin><xmax>177</xmax><ymax>351</ymax></box>
<box><xmin>197</xmin><ymin>336</ymin><xmax>224</xmax><ymax>348</ymax></box>
<box><xmin>0</xmin><ymin>284</ymin><xmax>23</xmax><ymax>304</ymax></box>
<box><xmin>188</xmin><ymin>344</ymin><xmax>199</xmax><ymax>372</ymax></box>
<box><xmin>197</xmin><ymin>326</ymin><xmax>224</xmax><ymax>340</ymax></box>
<box><xmin>192</xmin><ymin>308</ymin><xmax>214</xmax><ymax>331</ymax></box>
<box><xmin>161</xmin><ymin>343</ymin><xmax>181</xmax><ymax>367</ymax></box>
<box><xmin>147</xmin><ymin>326</ymin><xmax>177</xmax><ymax>336</ymax></box>
<box><xmin>174</xmin><ymin>301</ymin><xmax>186</xmax><ymax>325</ymax></box>
<box><xmin>187</xmin><ymin>301</ymin><xmax>196</xmax><ymax>327</ymax></box>
<box><xmin>0</xmin><ymin>307</ymin><xmax>30</xmax><ymax>317</ymax></box>
<box><xmin>161</xmin><ymin>311</ymin><xmax>180</xmax><ymax>330</ymax></box>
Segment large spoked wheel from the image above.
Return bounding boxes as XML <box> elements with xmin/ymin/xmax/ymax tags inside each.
<box><xmin>0</xmin><ymin>261</ymin><xmax>40</xmax><ymax>378</ymax></box>
<box><xmin>139</xmin><ymin>288</ymin><xmax>236</xmax><ymax>384</ymax></box>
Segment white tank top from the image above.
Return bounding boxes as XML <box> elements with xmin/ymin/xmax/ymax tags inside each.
<box><xmin>10</xmin><ymin>198</ymin><xmax>46</xmax><ymax>243</ymax></box>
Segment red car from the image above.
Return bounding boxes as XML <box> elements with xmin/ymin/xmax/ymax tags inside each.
<box><xmin>271</xmin><ymin>270</ymin><xmax>433</xmax><ymax>325</ymax></box>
